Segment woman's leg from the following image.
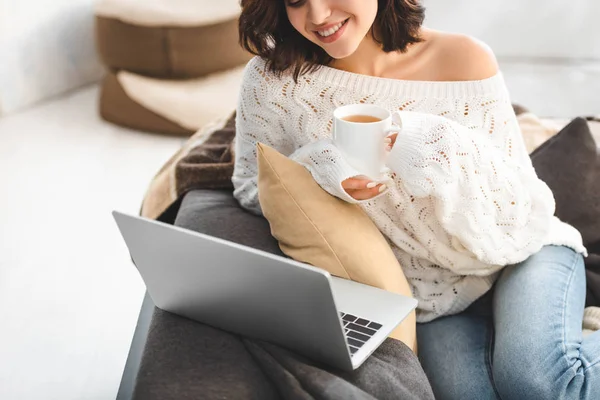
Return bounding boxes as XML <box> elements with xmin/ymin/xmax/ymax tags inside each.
<box><xmin>417</xmin><ymin>293</ymin><xmax>499</xmax><ymax>400</ymax></box>
<box><xmin>492</xmin><ymin>245</ymin><xmax>600</xmax><ymax>400</ymax></box>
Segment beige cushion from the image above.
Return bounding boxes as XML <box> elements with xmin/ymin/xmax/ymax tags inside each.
<box><xmin>256</xmin><ymin>143</ymin><xmax>416</xmax><ymax>343</ymax></box>
<box><xmin>100</xmin><ymin>67</ymin><xmax>244</xmax><ymax>135</ymax></box>
<box><xmin>95</xmin><ymin>0</ymin><xmax>251</xmax><ymax>79</ymax></box>
<box><xmin>95</xmin><ymin>0</ymin><xmax>242</xmax><ymax>27</ymax></box>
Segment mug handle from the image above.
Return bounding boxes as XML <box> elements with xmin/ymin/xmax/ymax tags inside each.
<box><xmin>380</xmin><ymin>115</ymin><xmax>403</xmax><ymax>179</ymax></box>
<box><xmin>384</xmin><ymin>127</ymin><xmax>401</xmax><ymax>137</ymax></box>
<box><xmin>385</xmin><ymin>112</ymin><xmax>403</xmax><ymax>138</ymax></box>
<box><xmin>391</xmin><ymin>111</ymin><xmax>403</xmax><ymax>128</ymax></box>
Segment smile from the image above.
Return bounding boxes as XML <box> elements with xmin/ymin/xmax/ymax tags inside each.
<box><xmin>314</xmin><ymin>18</ymin><xmax>349</xmax><ymax>43</ymax></box>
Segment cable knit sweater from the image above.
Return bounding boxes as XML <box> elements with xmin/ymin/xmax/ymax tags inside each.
<box><xmin>232</xmin><ymin>57</ymin><xmax>586</xmax><ymax>322</ymax></box>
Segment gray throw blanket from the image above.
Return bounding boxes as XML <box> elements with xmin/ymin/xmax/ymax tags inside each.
<box><xmin>133</xmin><ymin>307</ymin><xmax>434</xmax><ymax>400</ymax></box>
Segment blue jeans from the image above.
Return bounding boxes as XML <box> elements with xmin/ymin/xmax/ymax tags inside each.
<box><xmin>417</xmin><ymin>245</ymin><xmax>600</xmax><ymax>400</ymax></box>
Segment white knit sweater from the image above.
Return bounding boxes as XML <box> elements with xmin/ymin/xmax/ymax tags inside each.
<box><xmin>232</xmin><ymin>57</ymin><xmax>586</xmax><ymax>322</ymax></box>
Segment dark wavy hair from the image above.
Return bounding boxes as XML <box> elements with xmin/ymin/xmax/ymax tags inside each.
<box><xmin>239</xmin><ymin>0</ymin><xmax>426</xmax><ymax>80</ymax></box>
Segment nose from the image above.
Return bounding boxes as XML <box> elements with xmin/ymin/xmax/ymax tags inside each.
<box><xmin>307</xmin><ymin>0</ymin><xmax>332</xmax><ymax>26</ymax></box>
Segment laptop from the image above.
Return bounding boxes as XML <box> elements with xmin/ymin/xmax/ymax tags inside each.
<box><xmin>112</xmin><ymin>211</ymin><xmax>417</xmax><ymax>371</ymax></box>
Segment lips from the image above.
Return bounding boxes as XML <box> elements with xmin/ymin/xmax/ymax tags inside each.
<box><xmin>313</xmin><ymin>18</ymin><xmax>349</xmax><ymax>44</ymax></box>
<box><xmin>316</xmin><ymin>19</ymin><xmax>347</xmax><ymax>37</ymax></box>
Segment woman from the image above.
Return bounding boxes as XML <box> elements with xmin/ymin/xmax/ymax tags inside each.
<box><xmin>233</xmin><ymin>0</ymin><xmax>597</xmax><ymax>398</ymax></box>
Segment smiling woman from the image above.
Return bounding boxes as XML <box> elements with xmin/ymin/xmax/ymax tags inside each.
<box><xmin>239</xmin><ymin>0</ymin><xmax>425</xmax><ymax>79</ymax></box>
<box><xmin>234</xmin><ymin>1</ymin><xmax>597</xmax><ymax>399</ymax></box>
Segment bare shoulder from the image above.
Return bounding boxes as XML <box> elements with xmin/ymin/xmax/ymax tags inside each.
<box><xmin>425</xmin><ymin>30</ymin><xmax>499</xmax><ymax>81</ymax></box>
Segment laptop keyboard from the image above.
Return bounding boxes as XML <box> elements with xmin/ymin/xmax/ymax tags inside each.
<box><xmin>339</xmin><ymin>312</ymin><xmax>383</xmax><ymax>356</ymax></box>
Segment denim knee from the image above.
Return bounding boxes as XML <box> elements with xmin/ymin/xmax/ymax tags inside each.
<box><xmin>493</xmin><ymin>351</ymin><xmax>586</xmax><ymax>400</ymax></box>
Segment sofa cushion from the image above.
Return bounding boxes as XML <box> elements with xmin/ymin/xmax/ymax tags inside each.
<box><xmin>531</xmin><ymin>118</ymin><xmax>600</xmax><ymax>247</ymax></box>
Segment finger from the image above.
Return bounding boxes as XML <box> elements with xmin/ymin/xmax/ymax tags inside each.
<box><xmin>347</xmin><ymin>185</ymin><xmax>388</xmax><ymax>200</ymax></box>
<box><xmin>386</xmin><ymin>133</ymin><xmax>398</xmax><ymax>144</ymax></box>
<box><xmin>342</xmin><ymin>178</ymin><xmax>373</xmax><ymax>190</ymax></box>
<box><xmin>346</xmin><ymin>189</ymin><xmax>374</xmax><ymax>201</ymax></box>
<box><xmin>385</xmin><ymin>133</ymin><xmax>398</xmax><ymax>152</ymax></box>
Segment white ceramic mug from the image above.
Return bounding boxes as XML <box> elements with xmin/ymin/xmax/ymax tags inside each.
<box><xmin>333</xmin><ymin>104</ymin><xmax>396</xmax><ymax>180</ymax></box>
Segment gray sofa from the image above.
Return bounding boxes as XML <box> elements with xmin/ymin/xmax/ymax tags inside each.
<box><xmin>116</xmin><ymin>189</ymin><xmax>434</xmax><ymax>400</ymax></box>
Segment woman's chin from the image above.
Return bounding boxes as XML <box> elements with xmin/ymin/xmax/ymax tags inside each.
<box><xmin>323</xmin><ymin>43</ymin><xmax>360</xmax><ymax>61</ymax></box>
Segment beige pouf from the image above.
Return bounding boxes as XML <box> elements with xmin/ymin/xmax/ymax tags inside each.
<box><xmin>95</xmin><ymin>0</ymin><xmax>252</xmax><ymax>79</ymax></box>
<box><xmin>99</xmin><ymin>66</ymin><xmax>246</xmax><ymax>136</ymax></box>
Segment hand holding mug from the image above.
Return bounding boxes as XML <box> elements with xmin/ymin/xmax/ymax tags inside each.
<box><xmin>333</xmin><ymin>104</ymin><xmax>397</xmax><ymax>180</ymax></box>
<box><xmin>333</xmin><ymin>104</ymin><xmax>399</xmax><ymax>200</ymax></box>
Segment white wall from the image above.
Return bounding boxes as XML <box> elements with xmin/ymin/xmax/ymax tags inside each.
<box><xmin>423</xmin><ymin>0</ymin><xmax>600</xmax><ymax>60</ymax></box>
<box><xmin>0</xmin><ymin>0</ymin><xmax>103</xmax><ymax>116</ymax></box>
<box><xmin>1</xmin><ymin>0</ymin><xmax>597</xmax><ymax>116</ymax></box>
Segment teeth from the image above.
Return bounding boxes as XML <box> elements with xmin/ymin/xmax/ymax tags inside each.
<box><xmin>318</xmin><ymin>21</ymin><xmax>345</xmax><ymax>37</ymax></box>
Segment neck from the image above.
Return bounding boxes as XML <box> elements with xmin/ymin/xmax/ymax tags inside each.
<box><xmin>329</xmin><ymin>30</ymin><xmax>425</xmax><ymax>78</ymax></box>
<box><xmin>330</xmin><ymin>36</ymin><xmax>390</xmax><ymax>76</ymax></box>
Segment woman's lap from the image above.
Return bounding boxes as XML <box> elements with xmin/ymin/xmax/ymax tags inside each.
<box><xmin>176</xmin><ymin>193</ymin><xmax>600</xmax><ymax>398</ymax></box>
<box><xmin>418</xmin><ymin>245</ymin><xmax>600</xmax><ymax>400</ymax></box>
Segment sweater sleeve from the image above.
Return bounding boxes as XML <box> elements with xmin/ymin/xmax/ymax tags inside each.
<box><xmin>232</xmin><ymin>60</ymin><xmax>369</xmax><ymax>214</ymax></box>
<box><xmin>386</xmin><ymin>98</ymin><xmax>556</xmax><ymax>268</ymax></box>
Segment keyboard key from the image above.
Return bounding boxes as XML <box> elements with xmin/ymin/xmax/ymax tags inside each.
<box><xmin>355</xmin><ymin>318</ymin><xmax>370</xmax><ymax>326</ymax></box>
<box><xmin>368</xmin><ymin>322</ymin><xmax>383</xmax><ymax>330</ymax></box>
<box><xmin>348</xmin><ymin>323</ymin><xmax>377</xmax><ymax>336</ymax></box>
<box><xmin>342</xmin><ymin>314</ymin><xmax>357</xmax><ymax>322</ymax></box>
<box><xmin>347</xmin><ymin>338</ymin><xmax>364</xmax><ymax>348</ymax></box>
<box><xmin>347</xmin><ymin>330</ymin><xmax>370</xmax><ymax>342</ymax></box>
<box><xmin>349</xmin><ymin>346</ymin><xmax>359</xmax><ymax>354</ymax></box>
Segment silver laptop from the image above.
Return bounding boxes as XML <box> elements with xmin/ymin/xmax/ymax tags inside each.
<box><xmin>113</xmin><ymin>211</ymin><xmax>417</xmax><ymax>371</ymax></box>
